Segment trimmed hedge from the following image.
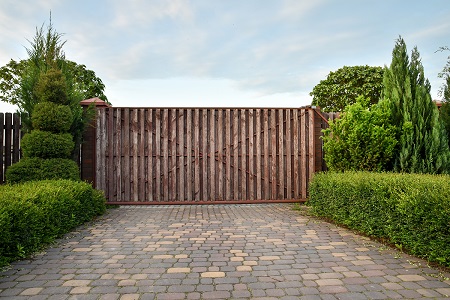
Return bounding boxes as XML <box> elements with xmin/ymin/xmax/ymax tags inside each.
<box><xmin>6</xmin><ymin>158</ymin><xmax>80</xmax><ymax>184</ymax></box>
<box><xmin>21</xmin><ymin>131</ymin><xmax>74</xmax><ymax>159</ymax></box>
<box><xmin>32</xmin><ymin>102</ymin><xmax>73</xmax><ymax>133</ymax></box>
<box><xmin>308</xmin><ymin>172</ymin><xmax>450</xmax><ymax>267</ymax></box>
<box><xmin>0</xmin><ymin>180</ymin><xmax>106</xmax><ymax>267</ymax></box>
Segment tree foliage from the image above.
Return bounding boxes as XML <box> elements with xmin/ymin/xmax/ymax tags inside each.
<box><xmin>0</xmin><ymin>58</ymin><xmax>107</xmax><ymax>107</ymax></box>
<box><xmin>383</xmin><ymin>37</ymin><xmax>450</xmax><ymax>174</ymax></box>
<box><xmin>323</xmin><ymin>37</ymin><xmax>450</xmax><ymax>174</ymax></box>
<box><xmin>310</xmin><ymin>65</ymin><xmax>384</xmax><ymax>112</ymax></box>
<box><xmin>322</xmin><ymin>97</ymin><xmax>397</xmax><ymax>172</ymax></box>
<box><xmin>437</xmin><ymin>46</ymin><xmax>450</xmax><ymax>146</ymax></box>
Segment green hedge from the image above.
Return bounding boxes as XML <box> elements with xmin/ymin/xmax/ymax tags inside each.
<box><xmin>21</xmin><ymin>131</ymin><xmax>74</xmax><ymax>159</ymax></box>
<box><xmin>308</xmin><ymin>172</ymin><xmax>450</xmax><ymax>267</ymax></box>
<box><xmin>6</xmin><ymin>158</ymin><xmax>80</xmax><ymax>184</ymax></box>
<box><xmin>0</xmin><ymin>180</ymin><xmax>106</xmax><ymax>267</ymax></box>
<box><xmin>32</xmin><ymin>102</ymin><xmax>73</xmax><ymax>133</ymax></box>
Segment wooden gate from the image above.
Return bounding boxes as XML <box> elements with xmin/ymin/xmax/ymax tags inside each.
<box><xmin>92</xmin><ymin>107</ymin><xmax>327</xmax><ymax>204</ymax></box>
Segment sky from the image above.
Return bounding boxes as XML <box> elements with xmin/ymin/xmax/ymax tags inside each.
<box><xmin>0</xmin><ymin>0</ymin><xmax>449</xmax><ymax>112</ymax></box>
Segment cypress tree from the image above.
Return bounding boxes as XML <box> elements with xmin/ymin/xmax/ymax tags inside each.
<box><xmin>383</xmin><ymin>37</ymin><xmax>450</xmax><ymax>173</ymax></box>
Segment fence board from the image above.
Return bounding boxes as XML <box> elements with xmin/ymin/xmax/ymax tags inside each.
<box><xmin>232</xmin><ymin>110</ymin><xmax>239</xmax><ymax>200</ymax></box>
<box><xmin>241</xmin><ymin>109</ymin><xmax>247</xmax><ymax>200</ymax></box>
<box><xmin>0</xmin><ymin>114</ymin><xmax>4</xmax><ymax>184</ymax></box>
<box><xmin>263</xmin><ymin>109</ymin><xmax>269</xmax><ymax>199</ymax></box>
<box><xmin>292</xmin><ymin>109</ymin><xmax>299</xmax><ymax>198</ymax></box>
<box><xmin>270</xmin><ymin>109</ymin><xmax>277</xmax><ymax>199</ymax></box>
<box><xmin>217</xmin><ymin>110</ymin><xmax>223</xmax><ymax>200</ymax></box>
<box><xmin>248</xmin><ymin>109</ymin><xmax>254</xmax><ymax>200</ymax></box>
<box><xmin>194</xmin><ymin>109</ymin><xmax>200</xmax><ymax>200</ymax></box>
<box><xmin>201</xmin><ymin>109</ymin><xmax>208</xmax><ymax>200</ymax></box>
<box><xmin>146</xmin><ymin>109</ymin><xmax>153</xmax><ymax>201</ymax></box>
<box><xmin>255</xmin><ymin>109</ymin><xmax>262</xmax><ymax>200</ymax></box>
<box><xmin>225</xmin><ymin>109</ymin><xmax>231</xmax><ymax>200</ymax></box>
<box><xmin>0</xmin><ymin>113</ymin><xmax>22</xmax><ymax>184</ymax></box>
<box><xmin>186</xmin><ymin>109</ymin><xmax>192</xmax><ymax>200</ymax></box>
<box><xmin>4</xmin><ymin>113</ymin><xmax>12</xmax><ymax>177</ymax></box>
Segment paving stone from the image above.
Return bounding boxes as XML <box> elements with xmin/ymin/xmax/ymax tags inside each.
<box><xmin>20</xmin><ymin>287</ymin><xmax>43</xmax><ymax>296</ymax></box>
<box><xmin>1</xmin><ymin>204</ymin><xmax>449</xmax><ymax>300</ymax></box>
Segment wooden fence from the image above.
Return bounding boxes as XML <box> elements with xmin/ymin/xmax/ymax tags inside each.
<box><xmin>92</xmin><ymin>107</ymin><xmax>330</xmax><ymax>204</ymax></box>
<box><xmin>1</xmin><ymin>113</ymin><xmax>22</xmax><ymax>184</ymax></box>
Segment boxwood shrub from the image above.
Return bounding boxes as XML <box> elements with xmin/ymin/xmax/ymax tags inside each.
<box><xmin>6</xmin><ymin>158</ymin><xmax>80</xmax><ymax>184</ymax></box>
<box><xmin>0</xmin><ymin>180</ymin><xmax>106</xmax><ymax>267</ymax></box>
<box><xmin>32</xmin><ymin>102</ymin><xmax>73</xmax><ymax>133</ymax></box>
<box><xmin>308</xmin><ymin>172</ymin><xmax>450</xmax><ymax>267</ymax></box>
<box><xmin>21</xmin><ymin>131</ymin><xmax>74</xmax><ymax>159</ymax></box>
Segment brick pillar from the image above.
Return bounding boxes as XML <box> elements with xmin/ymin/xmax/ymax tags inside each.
<box><xmin>80</xmin><ymin>98</ymin><xmax>111</xmax><ymax>186</ymax></box>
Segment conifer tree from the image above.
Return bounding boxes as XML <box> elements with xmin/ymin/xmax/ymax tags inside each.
<box><xmin>383</xmin><ymin>37</ymin><xmax>450</xmax><ymax>173</ymax></box>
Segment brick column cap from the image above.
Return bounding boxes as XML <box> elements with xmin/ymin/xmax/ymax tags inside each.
<box><xmin>80</xmin><ymin>97</ymin><xmax>111</xmax><ymax>107</ymax></box>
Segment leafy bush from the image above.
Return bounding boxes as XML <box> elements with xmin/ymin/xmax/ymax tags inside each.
<box><xmin>6</xmin><ymin>158</ymin><xmax>80</xmax><ymax>184</ymax></box>
<box><xmin>21</xmin><ymin>131</ymin><xmax>74</xmax><ymax>159</ymax></box>
<box><xmin>32</xmin><ymin>102</ymin><xmax>73</xmax><ymax>133</ymax></box>
<box><xmin>309</xmin><ymin>172</ymin><xmax>450</xmax><ymax>267</ymax></box>
<box><xmin>0</xmin><ymin>180</ymin><xmax>106</xmax><ymax>267</ymax></box>
<box><xmin>322</xmin><ymin>97</ymin><xmax>397</xmax><ymax>172</ymax></box>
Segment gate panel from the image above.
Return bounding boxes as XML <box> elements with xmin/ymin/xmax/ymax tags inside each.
<box><xmin>95</xmin><ymin>107</ymin><xmax>324</xmax><ymax>204</ymax></box>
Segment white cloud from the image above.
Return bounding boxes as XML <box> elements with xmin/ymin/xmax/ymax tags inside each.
<box><xmin>278</xmin><ymin>0</ymin><xmax>325</xmax><ymax>19</ymax></box>
<box><xmin>111</xmin><ymin>0</ymin><xmax>194</xmax><ymax>28</ymax></box>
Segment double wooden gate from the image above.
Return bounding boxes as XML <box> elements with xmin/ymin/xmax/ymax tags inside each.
<box><xmin>91</xmin><ymin>107</ymin><xmax>328</xmax><ymax>204</ymax></box>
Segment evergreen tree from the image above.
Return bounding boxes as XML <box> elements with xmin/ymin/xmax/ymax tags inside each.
<box><xmin>383</xmin><ymin>37</ymin><xmax>450</xmax><ymax>173</ymax></box>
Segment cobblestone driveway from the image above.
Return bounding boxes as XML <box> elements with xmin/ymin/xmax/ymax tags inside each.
<box><xmin>0</xmin><ymin>204</ymin><xmax>449</xmax><ymax>299</ymax></box>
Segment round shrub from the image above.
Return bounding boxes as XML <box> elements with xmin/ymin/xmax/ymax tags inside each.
<box><xmin>21</xmin><ymin>131</ymin><xmax>74</xmax><ymax>159</ymax></box>
<box><xmin>5</xmin><ymin>158</ymin><xmax>80</xmax><ymax>184</ymax></box>
<box><xmin>32</xmin><ymin>102</ymin><xmax>73</xmax><ymax>133</ymax></box>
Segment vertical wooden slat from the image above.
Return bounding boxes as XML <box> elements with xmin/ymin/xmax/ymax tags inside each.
<box><xmin>300</xmin><ymin>109</ymin><xmax>307</xmax><ymax>198</ymax></box>
<box><xmin>209</xmin><ymin>109</ymin><xmax>216</xmax><ymax>200</ymax></box>
<box><xmin>169</xmin><ymin>109</ymin><xmax>177</xmax><ymax>201</ymax></box>
<box><xmin>115</xmin><ymin>109</ymin><xmax>122</xmax><ymax>201</ymax></box>
<box><xmin>155</xmin><ymin>109</ymin><xmax>162</xmax><ymax>201</ymax></box>
<box><xmin>225</xmin><ymin>109</ymin><xmax>231</xmax><ymax>201</ymax></box>
<box><xmin>123</xmin><ymin>108</ymin><xmax>131</xmax><ymax>201</ymax></box>
<box><xmin>255</xmin><ymin>109</ymin><xmax>262</xmax><ymax>200</ymax></box>
<box><xmin>0</xmin><ymin>114</ymin><xmax>4</xmax><ymax>183</ymax></box>
<box><xmin>12</xmin><ymin>113</ymin><xmax>20</xmax><ymax>163</ymax></box>
<box><xmin>131</xmin><ymin>109</ymin><xmax>139</xmax><ymax>201</ymax></box>
<box><xmin>292</xmin><ymin>109</ymin><xmax>299</xmax><ymax>199</ymax></box>
<box><xmin>278</xmin><ymin>109</ymin><xmax>284</xmax><ymax>199</ymax></box>
<box><xmin>270</xmin><ymin>109</ymin><xmax>277</xmax><ymax>200</ymax></box>
<box><xmin>107</xmin><ymin>108</ymin><xmax>114</xmax><ymax>201</ymax></box>
<box><xmin>96</xmin><ymin>109</ymin><xmax>106</xmax><ymax>192</ymax></box>
<box><xmin>186</xmin><ymin>109</ymin><xmax>192</xmax><ymax>200</ymax></box>
<box><xmin>285</xmin><ymin>109</ymin><xmax>291</xmax><ymax>199</ymax></box>
<box><xmin>162</xmin><ymin>109</ymin><xmax>169</xmax><ymax>201</ymax></box>
<box><xmin>201</xmin><ymin>109</ymin><xmax>208</xmax><ymax>200</ymax></box>
<box><xmin>241</xmin><ymin>109</ymin><xmax>247</xmax><ymax>200</ymax></box>
<box><xmin>308</xmin><ymin>108</ymin><xmax>315</xmax><ymax>195</ymax></box>
<box><xmin>233</xmin><ymin>110</ymin><xmax>239</xmax><ymax>200</ymax></box>
<box><xmin>194</xmin><ymin>109</ymin><xmax>200</xmax><ymax>201</ymax></box>
<box><xmin>248</xmin><ymin>109</ymin><xmax>254</xmax><ymax>200</ymax></box>
<box><xmin>263</xmin><ymin>109</ymin><xmax>270</xmax><ymax>200</ymax></box>
<box><xmin>147</xmin><ymin>109</ymin><xmax>153</xmax><ymax>201</ymax></box>
<box><xmin>139</xmin><ymin>109</ymin><xmax>145</xmax><ymax>201</ymax></box>
<box><xmin>4</xmin><ymin>113</ymin><xmax>12</xmax><ymax>173</ymax></box>
<box><xmin>178</xmin><ymin>109</ymin><xmax>185</xmax><ymax>201</ymax></box>
<box><xmin>217</xmin><ymin>109</ymin><xmax>223</xmax><ymax>200</ymax></box>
